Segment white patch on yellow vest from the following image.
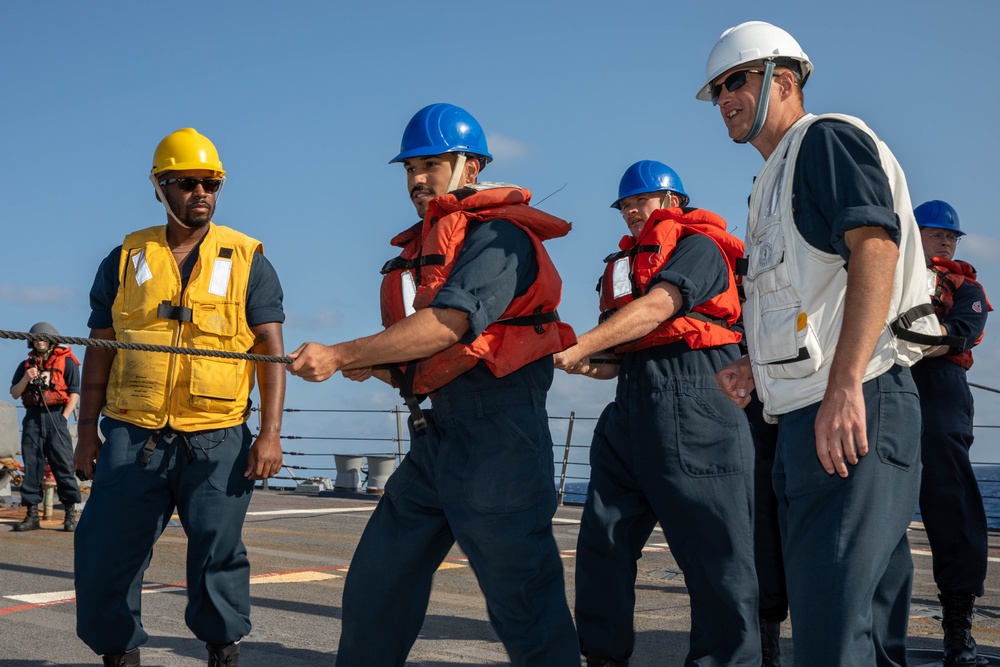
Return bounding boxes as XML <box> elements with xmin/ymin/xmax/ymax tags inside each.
<box><xmin>208</xmin><ymin>258</ymin><xmax>232</xmax><ymax>297</ymax></box>
<box><xmin>132</xmin><ymin>250</ymin><xmax>152</xmax><ymax>286</ymax></box>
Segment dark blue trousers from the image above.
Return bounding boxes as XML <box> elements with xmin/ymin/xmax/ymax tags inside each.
<box><xmin>336</xmin><ymin>388</ymin><xmax>579</xmax><ymax>667</ymax></box>
<box><xmin>745</xmin><ymin>394</ymin><xmax>787</xmax><ymax>623</ymax></box>
<box><xmin>912</xmin><ymin>357</ymin><xmax>988</xmax><ymax>596</ymax></box>
<box><xmin>575</xmin><ymin>360</ymin><xmax>759</xmax><ymax>666</ymax></box>
<box><xmin>75</xmin><ymin>418</ymin><xmax>255</xmax><ymax>655</ymax></box>
<box><xmin>19</xmin><ymin>407</ymin><xmax>80</xmax><ymax>506</ymax></box>
<box><xmin>773</xmin><ymin>365</ymin><xmax>921</xmax><ymax>667</ymax></box>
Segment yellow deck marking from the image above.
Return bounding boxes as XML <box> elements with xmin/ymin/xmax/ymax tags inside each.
<box><xmin>250</xmin><ymin>571</ymin><xmax>340</xmax><ymax>584</ymax></box>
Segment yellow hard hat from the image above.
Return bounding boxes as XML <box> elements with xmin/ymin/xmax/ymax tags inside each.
<box><xmin>151</xmin><ymin>128</ymin><xmax>226</xmax><ymax>177</ymax></box>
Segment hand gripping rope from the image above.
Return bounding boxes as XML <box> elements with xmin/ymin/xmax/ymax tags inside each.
<box><xmin>0</xmin><ymin>329</ymin><xmax>293</xmax><ymax>364</ymax></box>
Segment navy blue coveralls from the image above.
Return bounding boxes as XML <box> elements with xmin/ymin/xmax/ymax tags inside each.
<box><xmin>11</xmin><ymin>354</ymin><xmax>82</xmax><ymax>507</ymax></box>
<box><xmin>574</xmin><ymin>233</ymin><xmax>760</xmax><ymax>666</ymax></box>
<box><xmin>770</xmin><ymin>120</ymin><xmax>923</xmax><ymax>667</ymax></box>
<box><xmin>913</xmin><ymin>278</ymin><xmax>989</xmax><ymax>597</ymax></box>
<box><xmin>74</xmin><ymin>247</ymin><xmax>284</xmax><ymax>656</ymax></box>
<box><xmin>336</xmin><ymin>219</ymin><xmax>579</xmax><ymax>667</ymax></box>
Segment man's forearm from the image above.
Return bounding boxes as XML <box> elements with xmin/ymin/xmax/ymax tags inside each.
<box><xmin>337</xmin><ymin>307</ymin><xmax>469</xmax><ymax>370</ymax></box>
<box><xmin>252</xmin><ymin>323</ymin><xmax>286</xmax><ymax>434</ymax></box>
<box><xmin>573</xmin><ymin>283</ymin><xmax>681</xmax><ymax>359</ymax></box>
<box><xmin>78</xmin><ymin>329</ymin><xmax>117</xmax><ymax>428</ymax></box>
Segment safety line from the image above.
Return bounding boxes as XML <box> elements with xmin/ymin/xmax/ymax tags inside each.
<box><xmin>0</xmin><ymin>330</ymin><xmax>292</xmax><ymax>364</ymax></box>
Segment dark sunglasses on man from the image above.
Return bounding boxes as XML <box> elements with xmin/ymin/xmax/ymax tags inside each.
<box><xmin>711</xmin><ymin>69</ymin><xmax>768</xmax><ymax>106</ymax></box>
<box><xmin>159</xmin><ymin>177</ymin><xmax>224</xmax><ymax>193</ymax></box>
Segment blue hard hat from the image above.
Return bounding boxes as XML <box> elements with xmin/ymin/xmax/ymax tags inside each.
<box><xmin>390</xmin><ymin>103</ymin><xmax>493</xmax><ymax>165</ymax></box>
<box><xmin>611</xmin><ymin>160</ymin><xmax>689</xmax><ymax>210</ymax></box>
<box><xmin>914</xmin><ymin>200</ymin><xmax>964</xmax><ymax>236</ymax></box>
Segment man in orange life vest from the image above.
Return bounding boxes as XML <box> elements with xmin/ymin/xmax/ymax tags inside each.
<box><xmin>9</xmin><ymin>322</ymin><xmax>81</xmax><ymax>532</ymax></box>
<box><xmin>288</xmin><ymin>103</ymin><xmax>580</xmax><ymax>666</ymax></box>
<box><xmin>912</xmin><ymin>200</ymin><xmax>991</xmax><ymax>667</ymax></box>
<box><xmin>554</xmin><ymin>161</ymin><xmax>759</xmax><ymax>666</ymax></box>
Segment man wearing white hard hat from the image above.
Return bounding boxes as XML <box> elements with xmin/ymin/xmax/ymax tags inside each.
<box><xmin>699</xmin><ymin>21</ymin><xmax>942</xmax><ymax>666</ymax></box>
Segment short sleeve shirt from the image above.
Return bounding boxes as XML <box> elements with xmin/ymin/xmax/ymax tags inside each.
<box><xmin>792</xmin><ymin>120</ymin><xmax>900</xmax><ymax>261</ymax></box>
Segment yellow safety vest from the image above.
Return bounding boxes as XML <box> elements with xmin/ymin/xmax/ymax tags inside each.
<box><xmin>104</xmin><ymin>223</ymin><xmax>261</xmax><ymax>431</ymax></box>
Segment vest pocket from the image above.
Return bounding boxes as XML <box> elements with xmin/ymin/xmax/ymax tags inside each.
<box><xmin>187</xmin><ymin>301</ymin><xmax>247</xmax><ymax>408</ymax></box>
<box><xmin>746</xmin><ymin>216</ymin><xmax>791</xmax><ymax>292</ymax></box>
<box><xmin>110</xmin><ymin>329</ymin><xmax>172</xmax><ymax>412</ymax></box>
<box><xmin>189</xmin><ymin>357</ymin><xmax>241</xmax><ymax>402</ymax></box>
<box><xmin>190</xmin><ymin>301</ymin><xmax>240</xmax><ymax>339</ymax></box>
<box><xmin>755</xmin><ymin>297</ymin><xmax>824</xmax><ymax>379</ymax></box>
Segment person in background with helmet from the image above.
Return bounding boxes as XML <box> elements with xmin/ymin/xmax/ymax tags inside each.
<box><xmin>912</xmin><ymin>200</ymin><xmax>991</xmax><ymax>667</ymax></box>
<box><xmin>72</xmin><ymin>128</ymin><xmax>286</xmax><ymax>667</ymax></box>
<box><xmin>9</xmin><ymin>322</ymin><xmax>81</xmax><ymax>532</ymax></box>
<box><xmin>288</xmin><ymin>103</ymin><xmax>580</xmax><ymax>666</ymax></box>
<box><xmin>554</xmin><ymin>161</ymin><xmax>759</xmax><ymax>666</ymax></box>
<box><xmin>700</xmin><ymin>21</ymin><xmax>940</xmax><ymax>666</ymax></box>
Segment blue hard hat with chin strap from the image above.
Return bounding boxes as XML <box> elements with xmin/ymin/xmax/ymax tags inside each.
<box><xmin>914</xmin><ymin>200</ymin><xmax>964</xmax><ymax>236</ymax></box>
<box><xmin>611</xmin><ymin>160</ymin><xmax>689</xmax><ymax>210</ymax></box>
<box><xmin>390</xmin><ymin>103</ymin><xmax>493</xmax><ymax>165</ymax></box>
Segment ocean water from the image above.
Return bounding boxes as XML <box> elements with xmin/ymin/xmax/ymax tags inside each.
<box><xmin>562</xmin><ymin>465</ymin><xmax>1000</xmax><ymax>529</ymax></box>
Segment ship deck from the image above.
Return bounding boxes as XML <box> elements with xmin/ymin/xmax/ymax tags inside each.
<box><xmin>1</xmin><ymin>490</ymin><xmax>998</xmax><ymax>666</ymax></box>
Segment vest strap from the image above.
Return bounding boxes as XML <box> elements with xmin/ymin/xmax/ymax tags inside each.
<box><xmin>380</xmin><ymin>254</ymin><xmax>446</xmax><ymax>276</ymax></box>
<box><xmin>156</xmin><ymin>301</ymin><xmax>193</xmax><ymax>322</ymax></box>
<box><xmin>495</xmin><ymin>307</ymin><xmax>560</xmax><ymax>334</ymax></box>
<box><xmin>603</xmin><ymin>244</ymin><xmax>661</xmax><ymax>264</ymax></box>
<box><xmin>891</xmin><ymin>303</ymin><xmax>966</xmax><ymax>350</ymax></box>
<box><xmin>387</xmin><ymin>364</ymin><xmax>427</xmax><ymax>433</ymax></box>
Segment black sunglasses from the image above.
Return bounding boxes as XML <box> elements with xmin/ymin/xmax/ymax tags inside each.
<box><xmin>711</xmin><ymin>70</ymin><xmax>767</xmax><ymax>106</ymax></box>
<box><xmin>159</xmin><ymin>177</ymin><xmax>223</xmax><ymax>193</ymax></box>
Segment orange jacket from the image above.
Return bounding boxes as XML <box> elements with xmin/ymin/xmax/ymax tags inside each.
<box><xmin>380</xmin><ymin>186</ymin><xmax>576</xmax><ymax>394</ymax></box>
<box><xmin>929</xmin><ymin>257</ymin><xmax>992</xmax><ymax>369</ymax></box>
<box><xmin>21</xmin><ymin>347</ymin><xmax>79</xmax><ymax>408</ymax></box>
<box><xmin>598</xmin><ymin>207</ymin><xmax>744</xmax><ymax>354</ymax></box>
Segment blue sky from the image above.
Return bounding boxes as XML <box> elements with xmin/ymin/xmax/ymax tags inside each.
<box><xmin>3</xmin><ymin>1</ymin><xmax>1000</xmax><ymax>463</ymax></box>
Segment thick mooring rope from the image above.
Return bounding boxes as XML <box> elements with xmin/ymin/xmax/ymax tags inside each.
<box><xmin>0</xmin><ymin>329</ymin><xmax>292</xmax><ymax>364</ymax></box>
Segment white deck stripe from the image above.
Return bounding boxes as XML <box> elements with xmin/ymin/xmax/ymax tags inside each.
<box><xmin>245</xmin><ymin>507</ymin><xmax>375</xmax><ymax>517</ymax></box>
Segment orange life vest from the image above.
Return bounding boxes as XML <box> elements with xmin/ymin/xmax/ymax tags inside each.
<box><xmin>597</xmin><ymin>207</ymin><xmax>744</xmax><ymax>354</ymax></box>
<box><xmin>21</xmin><ymin>347</ymin><xmax>80</xmax><ymax>408</ymax></box>
<box><xmin>380</xmin><ymin>185</ymin><xmax>576</xmax><ymax>394</ymax></box>
<box><xmin>929</xmin><ymin>257</ymin><xmax>992</xmax><ymax>369</ymax></box>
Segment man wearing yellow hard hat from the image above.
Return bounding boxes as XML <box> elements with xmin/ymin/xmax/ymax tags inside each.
<box><xmin>73</xmin><ymin>128</ymin><xmax>287</xmax><ymax>667</ymax></box>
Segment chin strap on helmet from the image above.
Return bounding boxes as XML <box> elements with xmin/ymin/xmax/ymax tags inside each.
<box><xmin>149</xmin><ymin>173</ymin><xmax>225</xmax><ymax>229</ymax></box>
<box><xmin>735</xmin><ymin>60</ymin><xmax>775</xmax><ymax>145</ymax></box>
<box><xmin>445</xmin><ymin>153</ymin><xmax>468</xmax><ymax>194</ymax></box>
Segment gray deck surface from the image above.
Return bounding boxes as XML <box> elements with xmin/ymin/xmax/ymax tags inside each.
<box><xmin>1</xmin><ymin>489</ymin><xmax>997</xmax><ymax>666</ymax></box>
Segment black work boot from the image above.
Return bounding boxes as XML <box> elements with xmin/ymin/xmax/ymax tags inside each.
<box><xmin>63</xmin><ymin>503</ymin><xmax>77</xmax><ymax>532</ymax></box>
<box><xmin>585</xmin><ymin>657</ymin><xmax>628</xmax><ymax>667</ymax></box>
<box><xmin>940</xmin><ymin>591</ymin><xmax>979</xmax><ymax>666</ymax></box>
<box><xmin>207</xmin><ymin>641</ymin><xmax>240</xmax><ymax>667</ymax></box>
<box><xmin>13</xmin><ymin>504</ymin><xmax>40</xmax><ymax>532</ymax></box>
<box><xmin>760</xmin><ymin>619</ymin><xmax>782</xmax><ymax>667</ymax></box>
<box><xmin>102</xmin><ymin>649</ymin><xmax>140</xmax><ymax>666</ymax></box>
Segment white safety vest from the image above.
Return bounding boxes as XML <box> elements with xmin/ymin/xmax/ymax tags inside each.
<box><xmin>743</xmin><ymin>113</ymin><xmax>938</xmax><ymax>420</ymax></box>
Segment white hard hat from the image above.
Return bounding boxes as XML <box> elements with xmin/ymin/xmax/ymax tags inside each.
<box><xmin>696</xmin><ymin>21</ymin><xmax>813</xmax><ymax>101</ymax></box>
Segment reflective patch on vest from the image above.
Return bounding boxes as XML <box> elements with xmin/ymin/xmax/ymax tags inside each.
<box><xmin>401</xmin><ymin>270</ymin><xmax>417</xmax><ymax>317</ymax></box>
<box><xmin>612</xmin><ymin>257</ymin><xmax>631</xmax><ymax>299</ymax></box>
<box><xmin>132</xmin><ymin>250</ymin><xmax>153</xmax><ymax>286</ymax></box>
<box><xmin>209</xmin><ymin>258</ymin><xmax>232</xmax><ymax>297</ymax></box>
